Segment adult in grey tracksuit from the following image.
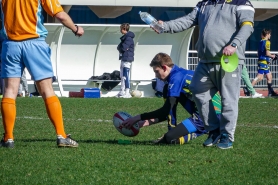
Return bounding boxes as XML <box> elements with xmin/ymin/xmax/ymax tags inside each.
<box><xmin>160</xmin><ymin>0</ymin><xmax>255</xmax><ymax>149</ymax></box>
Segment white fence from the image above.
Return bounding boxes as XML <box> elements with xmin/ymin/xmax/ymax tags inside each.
<box><xmin>188</xmin><ymin>54</ymin><xmax>278</xmax><ymax>88</ymax></box>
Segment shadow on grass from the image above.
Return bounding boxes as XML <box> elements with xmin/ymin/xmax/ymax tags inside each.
<box><xmin>79</xmin><ymin>139</ymin><xmax>154</xmax><ymax>145</ymax></box>
<box><xmin>19</xmin><ymin>138</ymin><xmax>156</xmax><ymax>145</ymax></box>
<box><xmin>20</xmin><ymin>138</ymin><xmax>56</xmax><ymax>142</ymax></box>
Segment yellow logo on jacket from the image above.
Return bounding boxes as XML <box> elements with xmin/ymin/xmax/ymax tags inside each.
<box><xmin>226</xmin><ymin>0</ymin><xmax>232</xmax><ymax>3</ymax></box>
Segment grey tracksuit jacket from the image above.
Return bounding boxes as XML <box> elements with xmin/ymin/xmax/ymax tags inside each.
<box><xmin>163</xmin><ymin>0</ymin><xmax>255</xmax><ymax>64</ymax></box>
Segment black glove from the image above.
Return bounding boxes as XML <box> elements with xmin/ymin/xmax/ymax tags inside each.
<box><xmin>273</xmin><ymin>54</ymin><xmax>278</xmax><ymax>62</ymax></box>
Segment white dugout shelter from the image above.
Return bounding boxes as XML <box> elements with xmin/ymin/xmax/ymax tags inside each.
<box><xmin>25</xmin><ymin>24</ymin><xmax>194</xmax><ymax>97</ymax></box>
<box><xmin>24</xmin><ymin>0</ymin><xmax>278</xmax><ymax>97</ymax></box>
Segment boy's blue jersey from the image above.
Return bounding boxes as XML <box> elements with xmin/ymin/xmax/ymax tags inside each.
<box><xmin>166</xmin><ymin>65</ymin><xmax>221</xmax><ymax>133</ymax></box>
<box><xmin>258</xmin><ymin>39</ymin><xmax>271</xmax><ymax>63</ymax></box>
<box><xmin>166</xmin><ymin>65</ymin><xmax>200</xmax><ymax>130</ymax></box>
<box><xmin>166</xmin><ymin>65</ymin><xmax>194</xmax><ymax>97</ymax></box>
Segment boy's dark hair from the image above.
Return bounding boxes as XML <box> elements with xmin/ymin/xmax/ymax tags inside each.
<box><xmin>120</xmin><ymin>23</ymin><xmax>130</xmax><ymax>32</ymax></box>
<box><xmin>261</xmin><ymin>29</ymin><xmax>271</xmax><ymax>37</ymax></box>
<box><xmin>150</xmin><ymin>53</ymin><xmax>174</xmax><ymax>68</ymax></box>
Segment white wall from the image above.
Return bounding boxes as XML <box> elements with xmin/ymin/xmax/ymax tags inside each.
<box><xmin>26</xmin><ymin>24</ymin><xmax>194</xmax><ymax>97</ymax></box>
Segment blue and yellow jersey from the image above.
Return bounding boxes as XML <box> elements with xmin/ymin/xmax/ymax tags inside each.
<box><xmin>1</xmin><ymin>0</ymin><xmax>64</xmax><ymax>41</ymax></box>
<box><xmin>258</xmin><ymin>39</ymin><xmax>271</xmax><ymax>64</ymax></box>
<box><xmin>166</xmin><ymin>65</ymin><xmax>194</xmax><ymax>97</ymax></box>
<box><xmin>166</xmin><ymin>66</ymin><xmax>221</xmax><ymax>130</ymax></box>
<box><xmin>166</xmin><ymin>65</ymin><xmax>221</xmax><ymax>113</ymax></box>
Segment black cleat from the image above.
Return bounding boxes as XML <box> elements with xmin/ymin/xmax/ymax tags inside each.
<box><xmin>268</xmin><ymin>92</ymin><xmax>278</xmax><ymax>97</ymax></box>
<box><xmin>57</xmin><ymin>134</ymin><xmax>78</xmax><ymax>147</ymax></box>
<box><xmin>0</xmin><ymin>139</ymin><xmax>14</xmax><ymax>148</ymax></box>
<box><xmin>152</xmin><ymin>135</ymin><xmax>167</xmax><ymax>144</ymax></box>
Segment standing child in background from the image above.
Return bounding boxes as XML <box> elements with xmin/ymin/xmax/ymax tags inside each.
<box><xmin>252</xmin><ymin>29</ymin><xmax>278</xmax><ymax>97</ymax></box>
<box><xmin>17</xmin><ymin>70</ymin><xmax>29</xmax><ymax>97</ymax></box>
<box><xmin>116</xmin><ymin>23</ymin><xmax>135</xmax><ymax>98</ymax></box>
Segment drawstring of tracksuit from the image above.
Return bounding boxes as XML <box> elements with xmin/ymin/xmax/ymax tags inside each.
<box><xmin>222</xmin><ymin>0</ymin><xmax>226</xmax><ymax>9</ymax></box>
<box><xmin>201</xmin><ymin>0</ymin><xmax>227</xmax><ymax>13</ymax></box>
<box><xmin>201</xmin><ymin>1</ymin><xmax>209</xmax><ymax>13</ymax></box>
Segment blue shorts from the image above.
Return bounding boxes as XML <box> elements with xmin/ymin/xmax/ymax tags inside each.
<box><xmin>1</xmin><ymin>38</ymin><xmax>54</xmax><ymax>81</ymax></box>
<box><xmin>257</xmin><ymin>63</ymin><xmax>270</xmax><ymax>75</ymax></box>
<box><xmin>258</xmin><ymin>69</ymin><xmax>270</xmax><ymax>75</ymax></box>
<box><xmin>182</xmin><ymin>118</ymin><xmax>197</xmax><ymax>133</ymax></box>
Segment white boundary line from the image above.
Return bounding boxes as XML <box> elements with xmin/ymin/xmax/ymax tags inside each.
<box><xmin>6</xmin><ymin>116</ymin><xmax>278</xmax><ymax>129</ymax></box>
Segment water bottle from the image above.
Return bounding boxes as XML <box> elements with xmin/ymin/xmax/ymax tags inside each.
<box><xmin>139</xmin><ymin>11</ymin><xmax>164</xmax><ymax>34</ymax></box>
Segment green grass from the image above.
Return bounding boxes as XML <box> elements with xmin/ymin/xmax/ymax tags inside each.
<box><xmin>0</xmin><ymin>97</ymin><xmax>278</xmax><ymax>185</ymax></box>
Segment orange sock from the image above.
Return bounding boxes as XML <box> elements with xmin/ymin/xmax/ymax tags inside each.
<box><xmin>1</xmin><ymin>98</ymin><xmax>16</xmax><ymax>141</ymax></box>
<box><xmin>44</xmin><ymin>96</ymin><xmax>67</xmax><ymax>138</ymax></box>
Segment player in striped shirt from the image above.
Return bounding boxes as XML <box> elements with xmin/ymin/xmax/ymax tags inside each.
<box><xmin>0</xmin><ymin>0</ymin><xmax>84</xmax><ymax>148</ymax></box>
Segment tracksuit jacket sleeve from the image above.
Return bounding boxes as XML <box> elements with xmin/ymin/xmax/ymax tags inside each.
<box><xmin>163</xmin><ymin>6</ymin><xmax>199</xmax><ymax>33</ymax></box>
<box><xmin>231</xmin><ymin>2</ymin><xmax>255</xmax><ymax>47</ymax></box>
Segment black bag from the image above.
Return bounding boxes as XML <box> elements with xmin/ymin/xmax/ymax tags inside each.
<box><xmin>102</xmin><ymin>70</ymin><xmax>120</xmax><ymax>91</ymax></box>
<box><xmin>90</xmin><ymin>71</ymin><xmax>121</xmax><ymax>91</ymax></box>
<box><xmin>110</xmin><ymin>70</ymin><xmax>121</xmax><ymax>80</ymax></box>
<box><xmin>98</xmin><ymin>73</ymin><xmax>111</xmax><ymax>80</ymax></box>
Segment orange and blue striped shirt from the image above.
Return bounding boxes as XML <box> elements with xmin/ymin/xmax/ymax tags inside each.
<box><xmin>1</xmin><ymin>0</ymin><xmax>64</xmax><ymax>41</ymax></box>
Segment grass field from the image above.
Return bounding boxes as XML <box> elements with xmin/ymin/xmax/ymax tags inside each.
<box><xmin>0</xmin><ymin>97</ymin><xmax>277</xmax><ymax>185</ymax></box>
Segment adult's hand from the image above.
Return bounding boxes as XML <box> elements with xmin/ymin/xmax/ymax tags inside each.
<box><xmin>73</xmin><ymin>25</ymin><xmax>84</xmax><ymax>37</ymax></box>
<box><xmin>151</xmin><ymin>20</ymin><xmax>164</xmax><ymax>34</ymax></box>
<box><xmin>223</xmin><ymin>45</ymin><xmax>236</xmax><ymax>56</ymax></box>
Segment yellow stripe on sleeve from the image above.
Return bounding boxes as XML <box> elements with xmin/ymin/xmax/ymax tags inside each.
<box><xmin>186</xmin><ymin>80</ymin><xmax>191</xmax><ymax>84</ymax></box>
<box><xmin>240</xmin><ymin>21</ymin><xmax>253</xmax><ymax>27</ymax></box>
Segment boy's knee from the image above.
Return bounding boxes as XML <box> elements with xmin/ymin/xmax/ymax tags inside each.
<box><xmin>164</xmin><ymin>132</ymin><xmax>175</xmax><ymax>144</ymax></box>
<box><xmin>254</xmin><ymin>76</ymin><xmax>262</xmax><ymax>83</ymax></box>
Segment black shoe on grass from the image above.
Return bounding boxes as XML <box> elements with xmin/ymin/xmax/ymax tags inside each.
<box><xmin>0</xmin><ymin>138</ymin><xmax>14</xmax><ymax>148</ymax></box>
<box><xmin>57</xmin><ymin>134</ymin><xmax>78</xmax><ymax>148</ymax></box>
<box><xmin>203</xmin><ymin>128</ymin><xmax>220</xmax><ymax>147</ymax></box>
<box><xmin>152</xmin><ymin>135</ymin><xmax>167</xmax><ymax>144</ymax></box>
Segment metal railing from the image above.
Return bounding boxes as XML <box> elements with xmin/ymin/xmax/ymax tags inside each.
<box><xmin>188</xmin><ymin>51</ymin><xmax>278</xmax><ymax>88</ymax></box>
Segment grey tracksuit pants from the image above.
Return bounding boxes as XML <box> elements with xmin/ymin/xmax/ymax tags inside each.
<box><xmin>189</xmin><ymin>62</ymin><xmax>242</xmax><ymax>141</ymax></box>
